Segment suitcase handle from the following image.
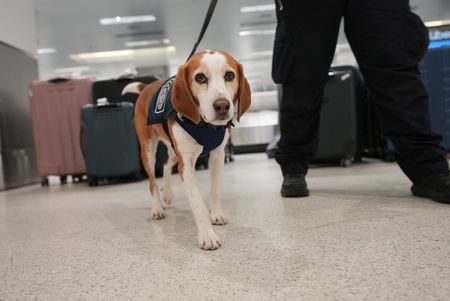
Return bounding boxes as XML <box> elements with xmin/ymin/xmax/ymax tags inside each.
<box><xmin>94</xmin><ymin>99</ymin><xmax>122</xmax><ymax>112</ymax></box>
<box><xmin>95</xmin><ymin>102</ymin><xmax>121</xmax><ymax>108</ymax></box>
<box><xmin>93</xmin><ymin>106</ymin><xmax>122</xmax><ymax>113</ymax></box>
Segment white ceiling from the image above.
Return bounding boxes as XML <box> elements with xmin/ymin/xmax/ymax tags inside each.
<box><xmin>33</xmin><ymin>0</ymin><xmax>450</xmax><ymax>83</ymax></box>
<box><xmin>34</xmin><ymin>0</ymin><xmax>277</xmax><ymax>80</ymax></box>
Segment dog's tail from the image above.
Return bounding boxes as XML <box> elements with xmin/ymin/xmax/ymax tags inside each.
<box><xmin>121</xmin><ymin>82</ymin><xmax>147</xmax><ymax>96</ymax></box>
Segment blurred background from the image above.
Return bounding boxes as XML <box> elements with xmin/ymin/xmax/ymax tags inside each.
<box><xmin>30</xmin><ymin>0</ymin><xmax>450</xmax><ymax>82</ymax></box>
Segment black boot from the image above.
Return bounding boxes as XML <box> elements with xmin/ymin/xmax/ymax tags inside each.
<box><xmin>281</xmin><ymin>174</ymin><xmax>310</xmax><ymax>198</ymax></box>
<box><xmin>411</xmin><ymin>171</ymin><xmax>450</xmax><ymax>204</ymax></box>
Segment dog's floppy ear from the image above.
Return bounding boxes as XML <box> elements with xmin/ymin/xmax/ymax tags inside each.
<box><xmin>172</xmin><ymin>64</ymin><xmax>201</xmax><ymax>124</ymax></box>
<box><xmin>234</xmin><ymin>62</ymin><xmax>251</xmax><ymax>122</ymax></box>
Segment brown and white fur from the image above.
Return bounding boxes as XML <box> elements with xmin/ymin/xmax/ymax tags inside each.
<box><xmin>129</xmin><ymin>50</ymin><xmax>251</xmax><ymax>250</ymax></box>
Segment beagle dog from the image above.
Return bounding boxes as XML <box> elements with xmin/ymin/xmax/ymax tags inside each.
<box><xmin>129</xmin><ymin>50</ymin><xmax>251</xmax><ymax>250</ymax></box>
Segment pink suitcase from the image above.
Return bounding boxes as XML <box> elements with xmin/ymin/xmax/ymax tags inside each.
<box><xmin>29</xmin><ymin>78</ymin><xmax>94</xmax><ymax>185</ymax></box>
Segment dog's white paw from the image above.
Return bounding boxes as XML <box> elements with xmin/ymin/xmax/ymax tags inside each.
<box><xmin>151</xmin><ymin>208</ymin><xmax>165</xmax><ymax>220</ymax></box>
<box><xmin>198</xmin><ymin>228</ymin><xmax>221</xmax><ymax>250</ymax></box>
<box><xmin>209</xmin><ymin>211</ymin><xmax>228</xmax><ymax>225</ymax></box>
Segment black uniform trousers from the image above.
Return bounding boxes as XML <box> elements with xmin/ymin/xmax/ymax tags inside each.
<box><xmin>272</xmin><ymin>0</ymin><xmax>449</xmax><ymax>183</ymax></box>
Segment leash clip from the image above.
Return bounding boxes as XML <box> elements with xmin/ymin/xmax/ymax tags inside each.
<box><xmin>177</xmin><ymin>113</ymin><xmax>184</xmax><ymax>121</ymax></box>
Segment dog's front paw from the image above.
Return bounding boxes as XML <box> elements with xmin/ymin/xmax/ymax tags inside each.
<box><xmin>151</xmin><ymin>208</ymin><xmax>165</xmax><ymax>220</ymax></box>
<box><xmin>209</xmin><ymin>211</ymin><xmax>228</xmax><ymax>225</ymax></box>
<box><xmin>198</xmin><ymin>228</ymin><xmax>221</xmax><ymax>250</ymax></box>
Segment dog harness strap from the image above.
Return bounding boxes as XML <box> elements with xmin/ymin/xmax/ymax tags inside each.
<box><xmin>162</xmin><ymin>119</ymin><xmax>175</xmax><ymax>150</ymax></box>
<box><xmin>174</xmin><ymin>114</ymin><xmax>226</xmax><ymax>157</ymax></box>
<box><xmin>148</xmin><ymin>76</ymin><xmax>227</xmax><ymax>156</ymax></box>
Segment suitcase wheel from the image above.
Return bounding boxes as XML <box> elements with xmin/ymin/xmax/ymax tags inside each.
<box><xmin>224</xmin><ymin>154</ymin><xmax>234</xmax><ymax>163</ymax></box>
<box><xmin>382</xmin><ymin>153</ymin><xmax>396</xmax><ymax>162</ymax></box>
<box><xmin>73</xmin><ymin>175</ymin><xmax>83</xmax><ymax>183</ymax></box>
<box><xmin>41</xmin><ymin>178</ymin><xmax>49</xmax><ymax>186</ymax></box>
<box><xmin>88</xmin><ymin>176</ymin><xmax>99</xmax><ymax>187</ymax></box>
<box><xmin>340</xmin><ymin>158</ymin><xmax>352</xmax><ymax>167</ymax></box>
<box><xmin>353</xmin><ymin>153</ymin><xmax>362</xmax><ymax>163</ymax></box>
<box><xmin>133</xmin><ymin>172</ymin><xmax>143</xmax><ymax>181</ymax></box>
<box><xmin>60</xmin><ymin>175</ymin><xmax>68</xmax><ymax>185</ymax></box>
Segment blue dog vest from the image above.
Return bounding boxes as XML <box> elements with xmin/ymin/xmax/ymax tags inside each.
<box><xmin>148</xmin><ymin>76</ymin><xmax>227</xmax><ymax>156</ymax></box>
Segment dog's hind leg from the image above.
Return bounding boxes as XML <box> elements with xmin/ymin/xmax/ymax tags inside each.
<box><xmin>162</xmin><ymin>144</ymin><xmax>177</xmax><ymax>205</ymax></box>
<box><xmin>135</xmin><ymin>117</ymin><xmax>165</xmax><ymax>219</ymax></box>
<box><xmin>145</xmin><ymin>135</ymin><xmax>165</xmax><ymax>219</ymax></box>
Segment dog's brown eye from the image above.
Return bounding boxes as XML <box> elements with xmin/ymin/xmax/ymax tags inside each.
<box><xmin>195</xmin><ymin>73</ymin><xmax>207</xmax><ymax>84</ymax></box>
<box><xmin>224</xmin><ymin>71</ymin><xmax>235</xmax><ymax>81</ymax></box>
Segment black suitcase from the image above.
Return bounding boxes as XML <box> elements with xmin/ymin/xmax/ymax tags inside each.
<box><xmin>81</xmin><ymin>102</ymin><xmax>141</xmax><ymax>186</ymax></box>
<box><xmin>311</xmin><ymin>69</ymin><xmax>363</xmax><ymax>166</ymax></box>
<box><xmin>92</xmin><ymin>75</ymin><xmax>169</xmax><ymax>177</ymax></box>
<box><xmin>269</xmin><ymin>68</ymin><xmax>365</xmax><ymax>166</ymax></box>
<box><xmin>92</xmin><ymin>75</ymin><xmax>158</xmax><ymax>104</ymax></box>
<box><xmin>331</xmin><ymin>66</ymin><xmax>398</xmax><ymax>162</ymax></box>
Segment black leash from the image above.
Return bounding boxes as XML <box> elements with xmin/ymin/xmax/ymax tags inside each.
<box><xmin>186</xmin><ymin>0</ymin><xmax>219</xmax><ymax>62</ymax></box>
<box><xmin>161</xmin><ymin>0</ymin><xmax>224</xmax><ymax>150</ymax></box>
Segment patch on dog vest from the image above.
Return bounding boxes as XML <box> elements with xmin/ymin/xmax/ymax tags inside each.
<box><xmin>154</xmin><ymin>77</ymin><xmax>175</xmax><ymax>114</ymax></box>
<box><xmin>148</xmin><ymin>76</ymin><xmax>177</xmax><ymax>125</ymax></box>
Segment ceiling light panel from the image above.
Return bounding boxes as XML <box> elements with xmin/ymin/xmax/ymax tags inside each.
<box><xmin>70</xmin><ymin>50</ymin><xmax>135</xmax><ymax>63</ymax></box>
<box><xmin>125</xmin><ymin>39</ymin><xmax>171</xmax><ymax>48</ymax></box>
<box><xmin>239</xmin><ymin>29</ymin><xmax>276</xmax><ymax>37</ymax></box>
<box><xmin>54</xmin><ymin>66</ymin><xmax>91</xmax><ymax>74</ymax></box>
<box><xmin>38</xmin><ymin>48</ymin><xmax>57</xmax><ymax>54</ymax></box>
<box><xmin>99</xmin><ymin>15</ymin><xmax>156</xmax><ymax>26</ymax></box>
<box><xmin>240</xmin><ymin>4</ymin><xmax>276</xmax><ymax>13</ymax></box>
<box><xmin>425</xmin><ymin>19</ymin><xmax>450</xmax><ymax>28</ymax></box>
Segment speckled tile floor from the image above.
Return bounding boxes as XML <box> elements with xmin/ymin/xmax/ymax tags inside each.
<box><xmin>1</xmin><ymin>154</ymin><xmax>450</xmax><ymax>301</ymax></box>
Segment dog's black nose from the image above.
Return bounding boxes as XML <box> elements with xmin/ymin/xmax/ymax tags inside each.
<box><xmin>213</xmin><ymin>99</ymin><xmax>230</xmax><ymax>115</ymax></box>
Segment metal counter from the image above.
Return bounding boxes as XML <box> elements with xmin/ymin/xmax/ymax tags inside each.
<box><xmin>0</xmin><ymin>41</ymin><xmax>39</xmax><ymax>190</ymax></box>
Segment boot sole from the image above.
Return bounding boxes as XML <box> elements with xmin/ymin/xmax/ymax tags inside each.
<box><xmin>281</xmin><ymin>188</ymin><xmax>310</xmax><ymax>198</ymax></box>
<box><xmin>411</xmin><ymin>186</ymin><xmax>450</xmax><ymax>204</ymax></box>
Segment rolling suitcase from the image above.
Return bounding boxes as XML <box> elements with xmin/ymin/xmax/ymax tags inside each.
<box><xmin>327</xmin><ymin>66</ymin><xmax>399</xmax><ymax>163</ymax></box>
<box><xmin>269</xmin><ymin>68</ymin><xmax>364</xmax><ymax>166</ymax></box>
<box><xmin>420</xmin><ymin>46</ymin><xmax>450</xmax><ymax>151</ymax></box>
<box><xmin>29</xmin><ymin>78</ymin><xmax>93</xmax><ymax>185</ymax></box>
<box><xmin>311</xmin><ymin>69</ymin><xmax>362</xmax><ymax>166</ymax></box>
<box><xmin>91</xmin><ymin>75</ymin><xmax>166</xmax><ymax>177</ymax></box>
<box><xmin>81</xmin><ymin>101</ymin><xmax>141</xmax><ymax>186</ymax></box>
<box><xmin>92</xmin><ymin>75</ymin><xmax>158</xmax><ymax>104</ymax></box>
